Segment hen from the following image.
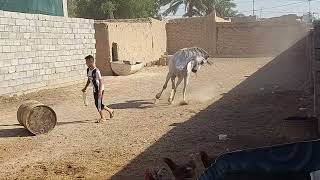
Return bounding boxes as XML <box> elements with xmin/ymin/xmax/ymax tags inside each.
<box><xmin>163</xmin><ymin>156</ymin><xmax>196</xmax><ymax>180</ymax></box>
<box><xmin>199</xmin><ymin>151</ymin><xmax>216</xmax><ymax>168</ymax></box>
<box><xmin>144</xmin><ymin>167</ymin><xmax>167</xmax><ymax>180</ymax></box>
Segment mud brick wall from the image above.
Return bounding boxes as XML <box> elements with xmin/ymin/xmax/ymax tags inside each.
<box><xmin>95</xmin><ymin>18</ymin><xmax>167</xmax><ymax>75</ymax></box>
<box><xmin>216</xmin><ymin>22</ymin><xmax>309</xmax><ymax>57</ymax></box>
<box><xmin>166</xmin><ymin>16</ymin><xmax>216</xmax><ymax>56</ymax></box>
<box><xmin>166</xmin><ymin>17</ymin><xmax>308</xmax><ymax>57</ymax></box>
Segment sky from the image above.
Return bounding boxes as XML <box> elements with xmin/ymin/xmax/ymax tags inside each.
<box><xmin>160</xmin><ymin>0</ymin><xmax>320</xmax><ymax>19</ymax></box>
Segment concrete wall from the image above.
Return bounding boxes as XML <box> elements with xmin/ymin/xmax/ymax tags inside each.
<box><xmin>0</xmin><ymin>10</ymin><xmax>95</xmax><ymax>96</ymax></box>
<box><xmin>166</xmin><ymin>16</ymin><xmax>216</xmax><ymax>56</ymax></box>
<box><xmin>94</xmin><ymin>18</ymin><xmax>167</xmax><ymax>75</ymax></box>
<box><xmin>216</xmin><ymin>22</ymin><xmax>309</xmax><ymax>57</ymax></box>
<box><xmin>311</xmin><ymin>25</ymin><xmax>320</xmax><ymax>132</ymax></box>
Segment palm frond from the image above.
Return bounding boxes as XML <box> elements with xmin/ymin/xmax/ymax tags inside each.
<box><xmin>162</xmin><ymin>0</ymin><xmax>184</xmax><ymax>16</ymax></box>
<box><xmin>160</xmin><ymin>0</ymin><xmax>174</xmax><ymax>6</ymax></box>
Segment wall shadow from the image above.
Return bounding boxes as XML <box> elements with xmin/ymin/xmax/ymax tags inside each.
<box><xmin>110</xmin><ymin>34</ymin><xmax>317</xmax><ymax>179</ymax></box>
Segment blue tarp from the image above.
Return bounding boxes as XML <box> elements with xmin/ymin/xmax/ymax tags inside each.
<box><xmin>0</xmin><ymin>0</ymin><xmax>64</xmax><ymax>16</ymax></box>
<box><xmin>199</xmin><ymin>140</ymin><xmax>320</xmax><ymax>180</ymax></box>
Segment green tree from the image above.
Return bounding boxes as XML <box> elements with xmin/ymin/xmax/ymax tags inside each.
<box><xmin>73</xmin><ymin>0</ymin><xmax>159</xmax><ymax>19</ymax></box>
<box><xmin>115</xmin><ymin>0</ymin><xmax>159</xmax><ymax>19</ymax></box>
<box><xmin>67</xmin><ymin>0</ymin><xmax>77</xmax><ymax>17</ymax></box>
<box><xmin>204</xmin><ymin>0</ymin><xmax>237</xmax><ymax>17</ymax></box>
<box><xmin>160</xmin><ymin>0</ymin><xmax>237</xmax><ymax>18</ymax></box>
<box><xmin>160</xmin><ymin>0</ymin><xmax>206</xmax><ymax>17</ymax></box>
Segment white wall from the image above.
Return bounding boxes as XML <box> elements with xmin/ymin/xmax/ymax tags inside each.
<box><xmin>0</xmin><ymin>10</ymin><xmax>96</xmax><ymax>96</ymax></box>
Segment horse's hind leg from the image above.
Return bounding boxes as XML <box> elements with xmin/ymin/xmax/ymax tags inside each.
<box><xmin>168</xmin><ymin>76</ymin><xmax>176</xmax><ymax>104</ymax></box>
<box><xmin>169</xmin><ymin>76</ymin><xmax>183</xmax><ymax>104</ymax></box>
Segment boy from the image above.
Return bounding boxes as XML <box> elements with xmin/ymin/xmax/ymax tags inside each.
<box><xmin>82</xmin><ymin>55</ymin><xmax>114</xmax><ymax>123</ymax></box>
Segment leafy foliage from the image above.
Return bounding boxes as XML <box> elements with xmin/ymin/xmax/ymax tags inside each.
<box><xmin>160</xmin><ymin>0</ymin><xmax>237</xmax><ymax>17</ymax></box>
<box><xmin>69</xmin><ymin>0</ymin><xmax>159</xmax><ymax>19</ymax></box>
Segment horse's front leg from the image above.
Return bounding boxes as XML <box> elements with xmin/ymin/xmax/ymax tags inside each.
<box><xmin>180</xmin><ymin>72</ymin><xmax>190</xmax><ymax>105</ymax></box>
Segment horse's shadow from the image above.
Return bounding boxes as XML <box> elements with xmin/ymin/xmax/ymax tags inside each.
<box><xmin>108</xmin><ymin>100</ymin><xmax>154</xmax><ymax>109</ymax></box>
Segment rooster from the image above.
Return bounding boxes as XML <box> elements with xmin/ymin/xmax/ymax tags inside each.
<box><xmin>144</xmin><ymin>167</ymin><xmax>167</xmax><ymax>180</ymax></box>
<box><xmin>199</xmin><ymin>151</ymin><xmax>216</xmax><ymax>168</ymax></box>
<box><xmin>163</xmin><ymin>156</ymin><xmax>196</xmax><ymax>180</ymax></box>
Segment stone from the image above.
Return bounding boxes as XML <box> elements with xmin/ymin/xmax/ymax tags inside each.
<box><xmin>159</xmin><ymin>57</ymin><xmax>167</xmax><ymax>66</ymax></box>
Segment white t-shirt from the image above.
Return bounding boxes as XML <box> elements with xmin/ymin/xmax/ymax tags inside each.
<box><xmin>87</xmin><ymin>68</ymin><xmax>104</xmax><ymax>93</ymax></box>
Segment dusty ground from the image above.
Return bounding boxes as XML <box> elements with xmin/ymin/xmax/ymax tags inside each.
<box><xmin>0</xmin><ymin>58</ymin><xmax>317</xmax><ymax>180</ymax></box>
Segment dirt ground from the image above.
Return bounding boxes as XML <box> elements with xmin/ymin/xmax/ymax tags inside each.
<box><xmin>0</xmin><ymin>58</ymin><xmax>317</xmax><ymax>180</ymax></box>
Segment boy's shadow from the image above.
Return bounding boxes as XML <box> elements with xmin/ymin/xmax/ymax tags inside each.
<box><xmin>108</xmin><ymin>100</ymin><xmax>154</xmax><ymax>109</ymax></box>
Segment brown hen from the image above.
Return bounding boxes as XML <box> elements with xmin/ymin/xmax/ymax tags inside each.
<box><xmin>163</xmin><ymin>157</ymin><xmax>196</xmax><ymax>180</ymax></box>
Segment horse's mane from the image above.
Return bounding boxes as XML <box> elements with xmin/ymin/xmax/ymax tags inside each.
<box><xmin>172</xmin><ymin>47</ymin><xmax>208</xmax><ymax>71</ymax></box>
<box><xmin>180</xmin><ymin>47</ymin><xmax>209</xmax><ymax>59</ymax></box>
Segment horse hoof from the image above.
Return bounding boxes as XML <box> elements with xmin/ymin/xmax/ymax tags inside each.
<box><xmin>156</xmin><ymin>93</ymin><xmax>161</xmax><ymax>99</ymax></box>
<box><xmin>180</xmin><ymin>101</ymin><xmax>188</xmax><ymax>106</ymax></box>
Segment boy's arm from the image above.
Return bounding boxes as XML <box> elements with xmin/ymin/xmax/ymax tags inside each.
<box><xmin>96</xmin><ymin>70</ymin><xmax>104</xmax><ymax>97</ymax></box>
<box><xmin>82</xmin><ymin>79</ymin><xmax>90</xmax><ymax>92</ymax></box>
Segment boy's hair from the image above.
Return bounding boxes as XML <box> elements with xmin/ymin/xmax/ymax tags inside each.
<box><xmin>85</xmin><ymin>55</ymin><xmax>94</xmax><ymax>62</ymax></box>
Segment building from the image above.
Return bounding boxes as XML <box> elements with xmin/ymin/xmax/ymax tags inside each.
<box><xmin>302</xmin><ymin>13</ymin><xmax>314</xmax><ymax>23</ymax></box>
<box><xmin>94</xmin><ymin>18</ymin><xmax>167</xmax><ymax>75</ymax></box>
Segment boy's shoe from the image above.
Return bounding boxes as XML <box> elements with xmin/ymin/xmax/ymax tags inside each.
<box><xmin>110</xmin><ymin>110</ymin><xmax>115</xmax><ymax>119</ymax></box>
<box><xmin>96</xmin><ymin>118</ymin><xmax>106</xmax><ymax>123</ymax></box>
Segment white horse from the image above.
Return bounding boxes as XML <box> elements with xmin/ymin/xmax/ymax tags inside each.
<box><xmin>155</xmin><ymin>47</ymin><xmax>210</xmax><ymax>105</ymax></box>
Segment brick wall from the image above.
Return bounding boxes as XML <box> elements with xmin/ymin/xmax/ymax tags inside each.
<box><xmin>216</xmin><ymin>22</ymin><xmax>309</xmax><ymax>57</ymax></box>
<box><xmin>95</xmin><ymin>18</ymin><xmax>167</xmax><ymax>75</ymax></box>
<box><xmin>166</xmin><ymin>16</ymin><xmax>216</xmax><ymax>56</ymax></box>
<box><xmin>0</xmin><ymin>10</ymin><xmax>96</xmax><ymax>96</ymax></box>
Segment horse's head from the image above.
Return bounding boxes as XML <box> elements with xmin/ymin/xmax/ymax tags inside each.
<box><xmin>191</xmin><ymin>56</ymin><xmax>210</xmax><ymax>73</ymax></box>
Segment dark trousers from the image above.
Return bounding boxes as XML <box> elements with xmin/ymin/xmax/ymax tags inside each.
<box><xmin>93</xmin><ymin>90</ymin><xmax>105</xmax><ymax>112</ymax></box>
